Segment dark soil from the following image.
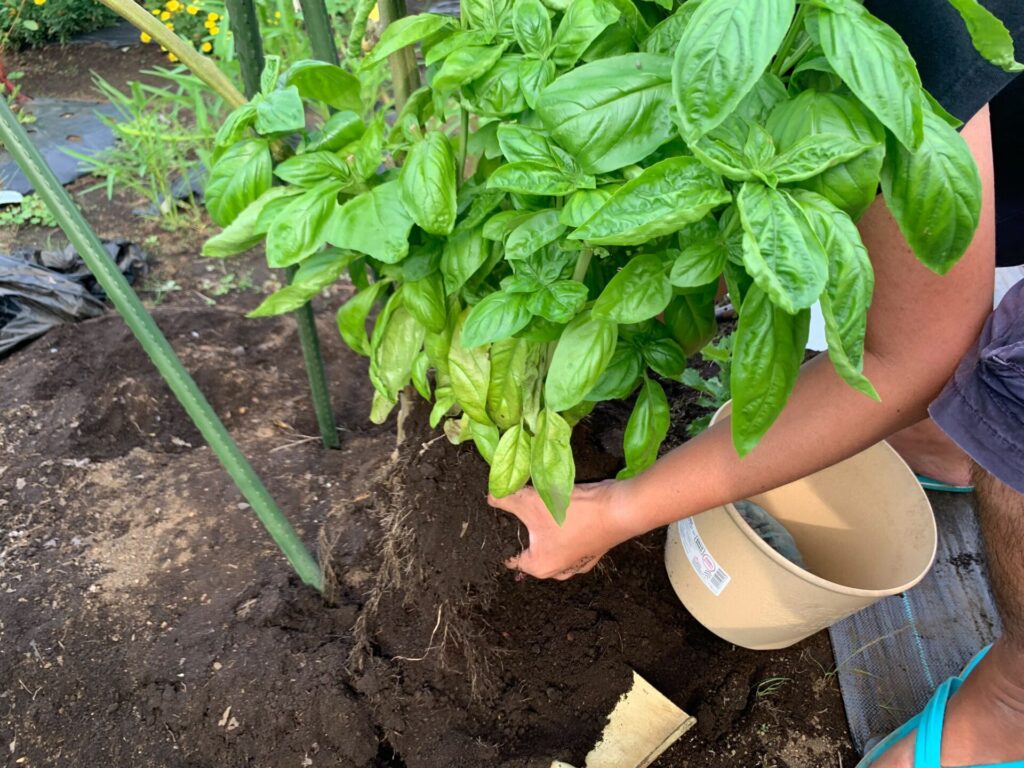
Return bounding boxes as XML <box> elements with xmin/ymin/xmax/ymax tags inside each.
<box><xmin>0</xmin><ymin>303</ymin><xmax>856</xmax><ymax>768</ymax></box>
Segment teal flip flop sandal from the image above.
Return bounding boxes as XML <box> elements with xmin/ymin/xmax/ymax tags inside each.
<box><xmin>915</xmin><ymin>473</ymin><xmax>975</xmax><ymax>494</ymax></box>
<box><xmin>857</xmin><ymin>646</ymin><xmax>1024</xmax><ymax>767</ymax></box>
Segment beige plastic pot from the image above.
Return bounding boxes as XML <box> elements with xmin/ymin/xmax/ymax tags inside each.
<box><xmin>665</xmin><ymin>404</ymin><xmax>937</xmax><ymax>650</ymax></box>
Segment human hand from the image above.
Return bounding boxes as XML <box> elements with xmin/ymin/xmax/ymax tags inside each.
<box><xmin>487</xmin><ymin>480</ymin><xmax>638</xmax><ymax>580</ymax></box>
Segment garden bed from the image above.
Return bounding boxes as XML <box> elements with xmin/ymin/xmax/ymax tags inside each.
<box><xmin>0</xmin><ymin>304</ymin><xmax>855</xmax><ymax>767</ymax></box>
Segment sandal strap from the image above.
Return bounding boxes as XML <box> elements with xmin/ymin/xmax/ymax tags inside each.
<box><xmin>915</xmin><ymin>677</ymin><xmax>961</xmax><ymax>767</ymax></box>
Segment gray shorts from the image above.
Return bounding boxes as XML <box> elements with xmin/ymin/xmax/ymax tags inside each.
<box><xmin>931</xmin><ymin>279</ymin><xmax>1024</xmax><ymax>493</ymax></box>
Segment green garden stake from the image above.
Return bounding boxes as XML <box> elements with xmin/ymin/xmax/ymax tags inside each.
<box><xmin>225</xmin><ymin>0</ymin><xmax>341</xmax><ymax>450</ymax></box>
<box><xmin>0</xmin><ymin>98</ymin><xmax>324</xmax><ymax>592</ymax></box>
<box><xmin>297</xmin><ymin>0</ymin><xmax>341</xmax><ymax>66</ymax></box>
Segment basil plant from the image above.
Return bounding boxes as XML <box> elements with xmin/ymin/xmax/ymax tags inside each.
<box><xmin>204</xmin><ymin>0</ymin><xmax>1018</xmax><ymax>522</ymax></box>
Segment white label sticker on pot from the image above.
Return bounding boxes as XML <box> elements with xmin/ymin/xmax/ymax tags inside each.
<box><xmin>678</xmin><ymin>518</ymin><xmax>731</xmax><ymax>596</ymax></box>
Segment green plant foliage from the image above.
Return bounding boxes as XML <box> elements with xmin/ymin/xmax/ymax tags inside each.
<box><xmin>204</xmin><ymin>0</ymin><xmax>1013</xmax><ymax>521</ymax></box>
<box><xmin>0</xmin><ymin>0</ymin><xmax>117</xmax><ymax>48</ymax></box>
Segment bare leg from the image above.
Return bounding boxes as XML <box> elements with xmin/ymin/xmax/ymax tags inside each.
<box><xmin>874</xmin><ymin>463</ymin><xmax>1024</xmax><ymax>767</ymax></box>
<box><xmin>888</xmin><ymin>418</ymin><xmax>973</xmax><ymax>487</ymax></box>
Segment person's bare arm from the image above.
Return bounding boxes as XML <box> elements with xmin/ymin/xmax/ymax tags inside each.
<box><xmin>490</xmin><ymin>106</ymin><xmax>996</xmax><ymax>580</ymax></box>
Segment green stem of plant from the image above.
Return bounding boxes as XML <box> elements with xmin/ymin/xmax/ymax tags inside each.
<box><xmin>458</xmin><ymin>107</ymin><xmax>469</xmax><ymax>184</ymax></box>
<box><xmin>772</xmin><ymin>4</ymin><xmax>808</xmax><ymax>76</ymax></box>
<box><xmin>378</xmin><ymin>0</ymin><xmax>419</xmax><ymax>112</ymax></box>
<box><xmin>224</xmin><ymin>0</ymin><xmax>265</xmax><ymax>97</ymax></box>
<box><xmin>297</xmin><ymin>0</ymin><xmax>341</xmax><ymax>66</ymax></box>
<box><xmin>0</xmin><ymin>98</ymin><xmax>323</xmax><ymax>591</ymax></box>
<box><xmin>95</xmin><ymin>0</ymin><xmax>246</xmax><ymax>108</ymax></box>
<box><xmin>227</xmin><ymin>0</ymin><xmax>340</xmax><ymax>450</ymax></box>
<box><xmin>572</xmin><ymin>247</ymin><xmax>593</xmax><ymax>283</ymax></box>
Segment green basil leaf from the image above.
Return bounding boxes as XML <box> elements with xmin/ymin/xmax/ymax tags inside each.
<box><xmin>285</xmin><ymin>60</ymin><xmax>362</xmax><ymax>113</ymax></box>
<box><xmin>202</xmin><ymin>187</ymin><xmax>298</xmax><ymax>258</ymax></box>
<box><xmin>880</xmin><ymin>108</ymin><xmax>982</xmax><ymax>275</ymax></box>
<box><xmin>669</xmin><ymin>240</ymin><xmax>727</xmax><ymax>289</ymax></box>
<box><xmin>545</xmin><ymin>310</ymin><xmax>618</xmax><ymax>411</ymax></box>
<box><xmin>586</xmin><ymin>340</ymin><xmax>643</xmax><ymax>400</ymax></box>
<box><xmin>425</xmin><ymin>298</ymin><xmax>460</xmax><ymax>381</ymax></box>
<box><xmin>370</xmin><ymin>302</ymin><xmax>427</xmax><ymax>406</ymax></box>
<box><xmin>248</xmin><ymin>249</ymin><xmax>358</xmax><ymax>317</ymax></box>
<box><xmin>617</xmin><ymin>376</ymin><xmax>669</xmax><ymax>479</ymax></box>
<box><xmin>454</xmin><ymin>187</ymin><xmax>506</xmax><ymax>235</ymax></box>
<box><xmin>487</xmin><ymin>162</ymin><xmax>586</xmax><ymax>196</ymax></box>
<box><xmin>691</xmin><ymin>135</ymin><xmax>754</xmax><ymax>182</ymax></box>
<box><xmin>537</xmin><ymin>53</ymin><xmax>675</xmax><ymax>175</ymax></box>
<box><xmin>946</xmin><ymin>0</ymin><xmax>1022</xmax><ymax>73</ymax></box>
<box><xmin>274</xmin><ymin>151</ymin><xmax>352</xmax><ymax>188</ymax></box>
<box><xmin>254</xmin><ymin>87</ymin><xmax>306</xmax><ymax>135</ymax></box>
<box><xmin>811</xmin><ymin>1</ymin><xmax>924</xmax><ymax>149</ymax></box>
<box><xmin>260</xmin><ymin>55</ymin><xmax>283</xmax><ymax>94</ymax></box>
<box><xmin>461</xmin><ymin>291</ymin><xmax>534</xmax><ymax>347</ymax></box>
<box><xmin>442</xmin><ymin>226</ymin><xmax>490</xmax><ymax>294</ymax></box>
<box><xmin>465</xmin><ymin>55</ymin><xmax>530</xmax><ymax>117</ymax></box>
<box><xmin>604</xmin><ymin>0</ymin><xmax>649</xmax><ymax>41</ymax></box>
<box><xmin>641</xmin><ymin>1</ymin><xmax>701</xmax><ymax>54</ymax></box>
<box><xmin>483</xmin><ymin>210</ymin><xmax>537</xmax><ymax>240</ymax></box>
<box><xmin>791</xmin><ymin>189</ymin><xmax>878</xmax><ymax>400</ymax></box>
<box><xmin>337</xmin><ymin>279</ymin><xmax>390</xmax><ymax>356</ymax></box>
<box><xmin>326</xmin><ymin>181</ymin><xmax>414</xmax><ymax>264</ymax></box>
<box><xmin>505</xmin><ymin>210</ymin><xmax>567</xmax><ymax>260</ymax></box>
<box><xmin>513</xmin><ymin>0</ymin><xmax>552</xmax><ymax>56</ymax></box>
<box><xmin>592</xmin><ymin>253</ymin><xmax>672</xmax><ymax>324</ymax></box>
<box><xmin>518</xmin><ymin>58</ymin><xmax>557</xmax><ymax>109</ymax></box>
<box><xmin>672</xmin><ymin>0</ymin><xmax>795</xmax><ymax>143</ymax></box>
<box><xmin>665</xmin><ymin>283</ymin><xmax>718</xmax><ymax>355</ymax></box>
<box><xmin>559</xmin><ymin>187</ymin><xmax>616</xmax><ymax>227</ymax></box>
<box><xmin>768</xmin><ymin>132</ymin><xmax>875</xmax><ymax>184</ymax></box>
<box><xmin>424</xmin><ymin>29</ymin><xmax>496</xmax><ymax>66</ymax></box>
<box><xmin>496</xmin><ymin>122</ymin><xmax>570</xmax><ymax>167</ymax></box>
<box><xmin>403</xmin><ymin>272</ymin><xmax>448</xmax><ymax>333</ymax></box>
<box><xmin>766</xmin><ymin>90</ymin><xmax>885</xmax><ymax>219</ymax></box>
<box><xmin>735</xmin><ymin>182</ymin><xmax>827</xmax><ymax>314</ymax></box>
<box><xmin>411</xmin><ymin>350</ymin><xmax>432</xmax><ymax>400</ymax></box>
<box><xmin>304</xmin><ymin>110</ymin><xmax>365</xmax><ymax>153</ymax></box>
<box><xmin>431</xmin><ymin>44</ymin><xmax>508</xmax><ymax>93</ymax></box>
<box><xmin>450</xmin><ymin>309</ymin><xmax>494</xmax><ymax>424</ymax></box>
<box><xmin>215</xmin><ymin>102</ymin><xmax>257</xmax><ymax>147</ymax></box>
<box><xmin>527</xmin><ymin>280</ymin><xmax>588</xmax><ymax>324</ymax></box>
<box><xmin>488</xmin><ymin>337</ymin><xmax>540</xmax><ymax>429</ymax></box>
<box><xmin>570</xmin><ymin>157</ymin><xmax>730</xmax><ymax>245</ymax></box>
<box><xmin>531</xmin><ymin>408</ymin><xmax>575</xmax><ymax>523</ymax></box>
<box><xmin>205</xmin><ymin>139</ymin><xmax>273</xmax><ymax>227</ymax></box>
<box><xmin>463</xmin><ymin>0</ymin><xmax>514</xmax><ymax>34</ymax></box>
<box><xmin>489</xmin><ymin>424</ymin><xmax>533</xmax><ymax>497</ymax></box>
<box><xmin>730</xmin><ymin>287</ymin><xmax>809</xmax><ymax>456</ymax></box>
<box><xmin>400</xmin><ymin>131</ymin><xmax>458</xmax><ymax>235</ymax></box>
<box><xmin>430</xmin><ymin>386</ymin><xmax>457</xmax><ymax>428</ymax></box>
<box><xmin>363</xmin><ymin>13</ymin><xmax>458</xmax><ymax>67</ymax></box>
<box><xmin>340</xmin><ymin>113</ymin><xmax>385</xmax><ymax>181</ymax></box>
<box><xmin>471</xmin><ymin>420</ymin><xmax>501</xmax><ymax>464</ymax></box>
<box><xmin>643</xmin><ymin>336</ymin><xmax>687</xmax><ymax>379</ymax></box>
<box><xmin>371</xmin><ymin>391</ymin><xmax>397</xmax><ymax>424</ymax></box>
<box><xmin>551</xmin><ymin>0</ymin><xmax>620</xmax><ymax>65</ymax></box>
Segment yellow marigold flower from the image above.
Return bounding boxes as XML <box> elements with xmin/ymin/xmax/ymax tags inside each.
<box><xmin>33</xmin><ymin>0</ymin><xmax>46</xmax><ymax>5</ymax></box>
<box><xmin>160</xmin><ymin>10</ymin><xmax>171</xmax><ymax>20</ymax></box>
<box><xmin>368</xmin><ymin>3</ymin><xmax>379</xmax><ymax>21</ymax></box>
<box><xmin>201</xmin><ymin>41</ymin><xmax>212</xmax><ymax>52</ymax></box>
<box><xmin>273</xmin><ymin>10</ymin><xmax>281</xmax><ymax>17</ymax></box>
<box><xmin>186</xmin><ymin>4</ymin><xmax>199</xmax><ymax>13</ymax></box>
<box><xmin>165</xmin><ymin>0</ymin><xmax>180</xmax><ymax>11</ymax></box>
<box><xmin>206</xmin><ymin>11</ymin><xmax>219</xmax><ymax>21</ymax></box>
<box><xmin>209</xmin><ymin>25</ymin><xmax>220</xmax><ymax>34</ymax></box>
<box><xmin>140</xmin><ymin>31</ymin><xmax>152</xmax><ymax>43</ymax></box>
<box><xmin>164</xmin><ymin>21</ymin><xmax>174</xmax><ymax>29</ymax></box>
<box><xmin>168</xmin><ymin>53</ymin><xmax>179</xmax><ymax>62</ymax></box>
<box><xmin>152</xmin><ymin>7</ymin><xmax>161</xmax><ymax>14</ymax></box>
